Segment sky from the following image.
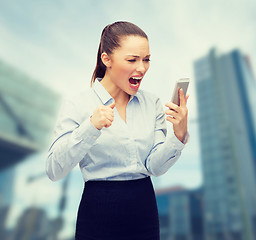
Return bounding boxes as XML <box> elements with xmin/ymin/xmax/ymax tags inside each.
<box><xmin>0</xmin><ymin>0</ymin><xmax>255</xmax><ymax>237</ymax></box>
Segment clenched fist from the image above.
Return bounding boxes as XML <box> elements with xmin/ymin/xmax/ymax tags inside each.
<box><xmin>90</xmin><ymin>102</ymin><xmax>115</xmax><ymax>130</ymax></box>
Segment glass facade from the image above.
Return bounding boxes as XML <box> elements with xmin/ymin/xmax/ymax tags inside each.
<box><xmin>169</xmin><ymin>192</ymin><xmax>191</xmax><ymax>240</ymax></box>
<box><xmin>194</xmin><ymin>49</ymin><xmax>256</xmax><ymax>240</ymax></box>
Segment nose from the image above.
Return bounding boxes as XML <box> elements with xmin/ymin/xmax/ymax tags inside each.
<box><xmin>136</xmin><ymin>60</ymin><xmax>147</xmax><ymax>74</ymax></box>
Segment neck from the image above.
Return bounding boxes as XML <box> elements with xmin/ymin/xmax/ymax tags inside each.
<box><xmin>101</xmin><ymin>76</ymin><xmax>130</xmax><ymax>106</ymax></box>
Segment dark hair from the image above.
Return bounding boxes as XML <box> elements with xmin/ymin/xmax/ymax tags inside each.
<box><xmin>90</xmin><ymin>21</ymin><xmax>148</xmax><ymax>86</ymax></box>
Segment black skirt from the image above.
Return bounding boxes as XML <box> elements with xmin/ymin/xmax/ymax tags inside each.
<box><xmin>75</xmin><ymin>176</ymin><xmax>160</xmax><ymax>240</ymax></box>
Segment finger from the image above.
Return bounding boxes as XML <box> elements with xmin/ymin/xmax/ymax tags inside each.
<box><xmin>108</xmin><ymin>101</ymin><xmax>116</xmax><ymax>109</ymax></box>
<box><xmin>166</xmin><ymin>111</ymin><xmax>182</xmax><ymax>122</ymax></box>
<box><xmin>165</xmin><ymin>102</ymin><xmax>179</xmax><ymax>111</ymax></box>
<box><xmin>166</xmin><ymin>116</ymin><xmax>179</xmax><ymax>125</ymax></box>
<box><xmin>106</xmin><ymin>108</ymin><xmax>114</xmax><ymax>118</ymax></box>
<box><xmin>105</xmin><ymin>108</ymin><xmax>114</xmax><ymax>116</ymax></box>
<box><xmin>106</xmin><ymin>113</ymin><xmax>114</xmax><ymax>122</ymax></box>
<box><xmin>179</xmin><ymin>88</ymin><xmax>186</xmax><ymax>107</ymax></box>
<box><xmin>104</xmin><ymin>119</ymin><xmax>113</xmax><ymax>128</ymax></box>
<box><xmin>185</xmin><ymin>95</ymin><xmax>189</xmax><ymax>104</ymax></box>
<box><xmin>165</xmin><ymin>109</ymin><xmax>178</xmax><ymax>116</ymax></box>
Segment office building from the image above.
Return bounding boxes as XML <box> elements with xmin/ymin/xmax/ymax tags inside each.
<box><xmin>12</xmin><ymin>207</ymin><xmax>49</xmax><ymax>240</ymax></box>
<box><xmin>156</xmin><ymin>186</ymin><xmax>204</xmax><ymax>240</ymax></box>
<box><xmin>0</xmin><ymin>59</ymin><xmax>61</xmax><ymax>170</ymax></box>
<box><xmin>194</xmin><ymin>48</ymin><xmax>256</xmax><ymax>240</ymax></box>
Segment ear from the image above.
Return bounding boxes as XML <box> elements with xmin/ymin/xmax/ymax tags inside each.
<box><xmin>101</xmin><ymin>52</ymin><xmax>112</xmax><ymax>68</ymax></box>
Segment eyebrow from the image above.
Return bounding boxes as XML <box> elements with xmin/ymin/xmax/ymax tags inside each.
<box><xmin>126</xmin><ymin>54</ymin><xmax>151</xmax><ymax>58</ymax></box>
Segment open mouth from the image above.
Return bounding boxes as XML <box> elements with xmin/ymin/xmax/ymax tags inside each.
<box><xmin>129</xmin><ymin>76</ymin><xmax>142</xmax><ymax>89</ymax></box>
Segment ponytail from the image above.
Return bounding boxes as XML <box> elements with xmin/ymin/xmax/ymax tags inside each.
<box><xmin>90</xmin><ymin>42</ymin><xmax>106</xmax><ymax>87</ymax></box>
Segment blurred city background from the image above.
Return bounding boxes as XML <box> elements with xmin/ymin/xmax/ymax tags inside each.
<box><xmin>0</xmin><ymin>1</ymin><xmax>255</xmax><ymax>240</ymax></box>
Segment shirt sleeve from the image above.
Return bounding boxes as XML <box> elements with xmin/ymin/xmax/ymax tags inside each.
<box><xmin>145</xmin><ymin>98</ymin><xmax>189</xmax><ymax>177</ymax></box>
<box><xmin>46</xmin><ymin>98</ymin><xmax>101</xmax><ymax>181</ymax></box>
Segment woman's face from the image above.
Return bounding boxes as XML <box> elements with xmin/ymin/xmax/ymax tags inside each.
<box><xmin>105</xmin><ymin>35</ymin><xmax>150</xmax><ymax>95</ymax></box>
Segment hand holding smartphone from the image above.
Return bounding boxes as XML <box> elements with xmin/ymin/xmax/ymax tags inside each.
<box><xmin>171</xmin><ymin>78</ymin><xmax>190</xmax><ymax>106</ymax></box>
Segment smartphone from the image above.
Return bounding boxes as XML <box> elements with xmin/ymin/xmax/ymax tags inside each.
<box><xmin>171</xmin><ymin>78</ymin><xmax>190</xmax><ymax>106</ymax></box>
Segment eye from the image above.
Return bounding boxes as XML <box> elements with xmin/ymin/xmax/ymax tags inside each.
<box><xmin>128</xmin><ymin>59</ymin><xmax>136</xmax><ymax>62</ymax></box>
<box><xmin>144</xmin><ymin>58</ymin><xmax>151</xmax><ymax>62</ymax></box>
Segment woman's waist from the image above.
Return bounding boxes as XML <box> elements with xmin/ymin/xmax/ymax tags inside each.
<box><xmin>80</xmin><ymin>161</ymin><xmax>149</xmax><ymax>182</ymax></box>
<box><xmin>84</xmin><ymin>175</ymin><xmax>153</xmax><ymax>194</ymax></box>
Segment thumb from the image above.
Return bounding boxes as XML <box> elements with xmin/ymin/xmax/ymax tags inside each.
<box><xmin>108</xmin><ymin>101</ymin><xmax>116</xmax><ymax>109</ymax></box>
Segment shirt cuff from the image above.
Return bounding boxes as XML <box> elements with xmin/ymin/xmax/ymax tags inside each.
<box><xmin>166</xmin><ymin>131</ymin><xmax>189</xmax><ymax>151</ymax></box>
<box><xmin>73</xmin><ymin>118</ymin><xmax>101</xmax><ymax>144</ymax></box>
<box><xmin>182</xmin><ymin>132</ymin><xmax>190</xmax><ymax>144</ymax></box>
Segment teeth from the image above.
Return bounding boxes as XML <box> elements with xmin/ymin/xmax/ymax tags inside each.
<box><xmin>129</xmin><ymin>76</ymin><xmax>142</xmax><ymax>87</ymax></box>
<box><xmin>132</xmin><ymin>77</ymin><xmax>142</xmax><ymax>80</ymax></box>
